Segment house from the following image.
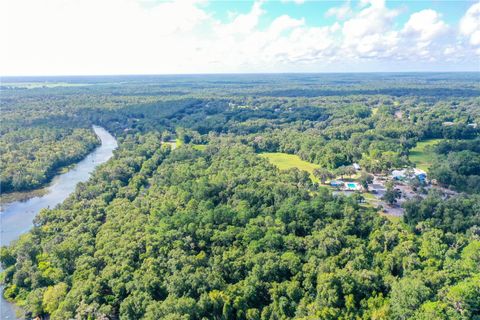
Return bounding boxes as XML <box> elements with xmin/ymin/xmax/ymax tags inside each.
<box><xmin>391</xmin><ymin>168</ymin><xmax>427</xmax><ymax>182</ymax></box>
<box><xmin>330</xmin><ymin>180</ymin><xmax>344</xmax><ymax>187</ymax></box>
<box><xmin>353</xmin><ymin>163</ymin><xmax>361</xmax><ymax>171</ymax></box>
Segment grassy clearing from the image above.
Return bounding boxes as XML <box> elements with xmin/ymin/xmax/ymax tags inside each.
<box><xmin>192</xmin><ymin>144</ymin><xmax>207</xmax><ymax>151</ymax></box>
<box><xmin>409</xmin><ymin>139</ymin><xmax>443</xmax><ymax>171</ymax></box>
<box><xmin>379</xmin><ymin>212</ymin><xmax>402</xmax><ymax>223</ymax></box>
<box><xmin>260</xmin><ymin>152</ymin><xmax>320</xmax><ymax>182</ymax></box>
<box><xmin>363</xmin><ymin>192</ymin><xmax>377</xmax><ymax>200</ymax></box>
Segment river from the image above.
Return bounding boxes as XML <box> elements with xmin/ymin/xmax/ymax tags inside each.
<box><xmin>0</xmin><ymin>126</ymin><xmax>117</xmax><ymax>319</ymax></box>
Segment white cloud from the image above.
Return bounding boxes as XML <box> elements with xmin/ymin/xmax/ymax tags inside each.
<box><xmin>0</xmin><ymin>0</ymin><xmax>477</xmax><ymax>75</ymax></box>
<box><xmin>403</xmin><ymin>9</ymin><xmax>448</xmax><ymax>43</ymax></box>
<box><xmin>280</xmin><ymin>0</ymin><xmax>305</xmax><ymax>4</ymax></box>
<box><xmin>269</xmin><ymin>15</ymin><xmax>305</xmax><ymax>35</ymax></box>
<box><xmin>460</xmin><ymin>2</ymin><xmax>480</xmax><ymax>46</ymax></box>
<box><xmin>220</xmin><ymin>1</ymin><xmax>264</xmax><ymax>35</ymax></box>
<box><xmin>325</xmin><ymin>1</ymin><xmax>352</xmax><ymax>20</ymax></box>
<box><xmin>1</xmin><ymin>0</ymin><xmax>213</xmax><ymax>75</ymax></box>
<box><xmin>341</xmin><ymin>0</ymin><xmax>400</xmax><ymax>58</ymax></box>
<box><xmin>399</xmin><ymin>9</ymin><xmax>449</xmax><ymax>61</ymax></box>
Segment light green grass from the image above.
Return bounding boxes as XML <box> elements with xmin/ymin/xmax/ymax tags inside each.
<box><xmin>175</xmin><ymin>138</ymin><xmax>183</xmax><ymax>147</ymax></box>
<box><xmin>409</xmin><ymin>139</ymin><xmax>443</xmax><ymax>171</ymax></box>
<box><xmin>363</xmin><ymin>192</ymin><xmax>377</xmax><ymax>200</ymax></box>
<box><xmin>260</xmin><ymin>152</ymin><xmax>320</xmax><ymax>182</ymax></box>
<box><xmin>192</xmin><ymin>144</ymin><xmax>207</xmax><ymax>151</ymax></box>
<box><xmin>379</xmin><ymin>212</ymin><xmax>402</xmax><ymax>223</ymax></box>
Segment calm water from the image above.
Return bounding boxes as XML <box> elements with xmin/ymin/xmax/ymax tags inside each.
<box><xmin>0</xmin><ymin>126</ymin><xmax>117</xmax><ymax>319</ymax></box>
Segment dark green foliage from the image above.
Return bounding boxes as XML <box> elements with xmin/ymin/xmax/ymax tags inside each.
<box><xmin>403</xmin><ymin>193</ymin><xmax>480</xmax><ymax>233</ymax></box>
<box><xmin>1</xmin><ymin>74</ymin><xmax>479</xmax><ymax>319</ymax></box>
<box><xmin>2</xmin><ymin>142</ymin><xmax>478</xmax><ymax>319</ymax></box>
<box><xmin>429</xmin><ymin>150</ymin><xmax>480</xmax><ymax>193</ymax></box>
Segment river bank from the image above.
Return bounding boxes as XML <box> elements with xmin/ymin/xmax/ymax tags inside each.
<box><xmin>0</xmin><ymin>126</ymin><xmax>117</xmax><ymax>319</ymax></box>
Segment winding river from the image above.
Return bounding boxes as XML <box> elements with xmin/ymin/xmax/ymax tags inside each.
<box><xmin>0</xmin><ymin>126</ymin><xmax>117</xmax><ymax>319</ymax></box>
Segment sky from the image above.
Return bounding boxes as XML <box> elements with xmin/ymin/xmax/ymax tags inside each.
<box><xmin>1</xmin><ymin>0</ymin><xmax>479</xmax><ymax>76</ymax></box>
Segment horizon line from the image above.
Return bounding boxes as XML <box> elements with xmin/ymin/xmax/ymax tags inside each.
<box><xmin>2</xmin><ymin>70</ymin><xmax>480</xmax><ymax>79</ymax></box>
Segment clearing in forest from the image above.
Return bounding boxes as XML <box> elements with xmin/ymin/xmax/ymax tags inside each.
<box><xmin>164</xmin><ymin>138</ymin><xmax>184</xmax><ymax>150</ymax></box>
<box><xmin>260</xmin><ymin>152</ymin><xmax>320</xmax><ymax>182</ymax></box>
<box><xmin>192</xmin><ymin>144</ymin><xmax>207</xmax><ymax>151</ymax></box>
<box><xmin>409</xmin><ymin>139</ymin><xmax>443</xmax><ymax>171</ymax></box>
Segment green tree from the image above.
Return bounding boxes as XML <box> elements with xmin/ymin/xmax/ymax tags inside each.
<box><xmin>382</xmin><ymin>182</ymin><xmax>401</xmax><ymax>205</ymax></box>
<box><xmin>42</xmin><ymin>283</ymin><xmax>68</xmax><ymax>315</ymax></box>
<box><xmin>313</xmin><ymin>168</ymin><xmax>334</xmax><ymax>184</ymax></box>
<box><xmin>390</xmin><ymin>278</ymin><xmax>431</xmax><ymax>320</ymax></box>
<box><xmin>359</xmin><ymin>171</ymin><xmax>374</xmax><ymax>190</ymax></box>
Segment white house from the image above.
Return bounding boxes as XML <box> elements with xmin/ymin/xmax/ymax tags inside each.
<box><xmin>391</xmin><ymin>168</ymin><xmax>427</xmax><ymax>181</ymax></box>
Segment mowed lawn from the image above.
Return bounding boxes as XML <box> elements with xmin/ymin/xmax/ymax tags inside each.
<box><xmin>260</xmin><ymin>152</ymin><xmax>320</xmax><ymax>182</ymax></box>
<box><xmin>192</xmin><ymin>144</ymin><xmax>207</xmax><ymax>151</ymax></box>
<box><xmin>409</xmin><ymin>139</ymin><xmax>443</xmax><ymax>171</ymax></box>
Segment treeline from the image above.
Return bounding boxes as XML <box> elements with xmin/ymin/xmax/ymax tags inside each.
<box><xmin>1</xmin><ymin>138</ymin><xmax>479</xmax><ymax>319</ymax></box>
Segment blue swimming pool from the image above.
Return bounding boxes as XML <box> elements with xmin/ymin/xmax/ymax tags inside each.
<box><xmin>347</xmin><ymin>183</ymin><xmax>357</xmax><ymax>188</ymax></box>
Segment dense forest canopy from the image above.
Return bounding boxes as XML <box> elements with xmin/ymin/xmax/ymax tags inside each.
<box><xmin>1</xmin><ymin>73</ymin><xmax>479</xmax><ymax>319</ymax></box>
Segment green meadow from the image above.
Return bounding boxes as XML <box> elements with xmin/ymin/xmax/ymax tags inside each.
<box><xmin>192</xmin><ymin>144</ymin><xmax>207</xmax><ymax>151</ymax></box>
<box><xmin>409</xmin><ymin>139</ymin><xmax>443</xmax><ymax>171</ymax></box>
<box><xmin>260</xmin><ymin>152</ymin><xmax>320</xmax><ymax>182</ymax></box>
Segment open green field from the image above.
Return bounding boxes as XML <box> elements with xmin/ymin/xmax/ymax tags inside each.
<box><xmin>379</xmin><ymin>212</ymin><xmax>402</xmax><ymax>223</ymax></box>
<box><xmin>409</xmin><ymin>139</ymin><xmax>443</xmax><ymax>171</ymax></box>
<box><xmin>192</xmin><ymin>144</ymin><xmax>207</xmax><ymax>151</ymax></box>
<box><xmin>260</xmin><ymin>152</ymin><xmax>320</xmax><ymax>182</ymax></box>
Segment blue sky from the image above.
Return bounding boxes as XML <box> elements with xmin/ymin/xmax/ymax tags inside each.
<box><xmin>207</xmin><ymin>1</ymin><xmax>473</xmax><ymax>27</ymax></box>
<box><xmin>1</xmin><ymin>0</ymin><xmax>479</xmax><ymax>75</ymax></box>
